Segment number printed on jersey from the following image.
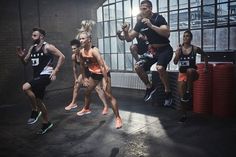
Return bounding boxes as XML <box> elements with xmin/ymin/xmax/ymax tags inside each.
<box><xmin>179</xmin><ymin>61</ymin><xmax>190</xmax><ymax>66</ymax></box>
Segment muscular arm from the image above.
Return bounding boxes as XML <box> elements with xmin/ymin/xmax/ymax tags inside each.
<box><xmin>173</xmin><ymin>47</ymin><xmax>181</xmax><ymax>65</ymax></box>
<box><xmin>195</xmin><ymin>46</ymin><xmax>208</xmax><ymax>68</ymax></box>
<box><xmin>142</xmin><ymin>18</ymin><xmax>170</xmax><ymax>38</ymax></box>
<box><xmin>71</xmin><ymin>54</ymin><xmax>79</xmax><ymax>80</ymax></box>
<box><xmin>16</xmin><ymin>46</ymin><xmax>33</xmax><ymax>64</ymax></box>
<box><xmin>122</xmin><ymin>23</ymin><xmax>139</xmax><ymax>42</ymax></box>
<box><xmin>45</xmin><ymin>44</ymin><xmax>65</xmax><ymax>75</ymax></box>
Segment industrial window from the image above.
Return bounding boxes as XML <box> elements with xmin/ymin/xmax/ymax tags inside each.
<box><xmin>97</xmin><ymin>0</ymin><xmax>236</xmax><ymax>72</ymax></box>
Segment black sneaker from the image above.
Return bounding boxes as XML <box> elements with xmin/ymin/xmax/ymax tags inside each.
<box><xmin>144</xmin><ymin>86</ymin><xmax>157</xmax><ymax>102</ymax></box>
<box><xmin>163</xmin><ymin>92</ymin><xmax>173</xmax><ymax>107</ymax></box>
<box><xmin>37</xmin><ymin>122</ymin><xmax>53</xmax><ymax>135</ymax></box>
<box><xmin>178</xmin><ymin>116</ymin><xmax>187</xmax><ymax>123</ymax></box>
<box><xmin>181</xmin><ymin>91</ymin><xmax>191</xmax><ymax>102</ymax></box>
<box><xmin>27</xmin><ymin>111</ymin><xmax>42</xmax><ymax>125</ymax></box>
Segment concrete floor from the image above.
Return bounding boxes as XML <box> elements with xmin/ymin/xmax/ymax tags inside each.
<box><xmin>0</xmin><ymin>87</ymin><xmax>236</xmax><ymax>157</ymax></box>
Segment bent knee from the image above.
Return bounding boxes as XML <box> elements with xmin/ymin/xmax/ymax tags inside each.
<box><xmin>22</xmin><ymin>83</ymin><xmax>31</xmax><ymax>92</ymax></box>
<box><xmin>156</xmin><ymin>65</ymin><xmax>165</xmax><ymax>73</ymax></box>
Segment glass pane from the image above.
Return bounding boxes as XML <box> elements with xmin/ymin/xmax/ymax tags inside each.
<box><xmin>190</xmin><ymin>0</ymin><xmax>201</xmax><ymax>7</ymax></box>
<box><xmin>117</xmin><ymin>37</ymin><xmax>124</xmax><ymax>54</ymax></box>
<box><xmin>118</xmin><ymin>54</ymin><xmax>125</xmax><ymax>70</ymax></box>
<box><xmin>152</xmin><ymin>0</ymin><xmax>157</xmax><ymax>13</ymax></box>
<box><xmin>203</xmin><ymin>29</ymin><xmax>215</xmax><ymax>51</ymax></box>
<box><xmin>110</xmin><ymin>37</ymin><xmax>117</xmax><ymax>53</ymax></box>
<box><xmin>104</xmin><ymin>38</ymin><xmax>110</xmax><ymax>53</ymax></box>
<box><xmin>230</xmin><ymin>2</ymin><xmax>236</xmax><ymax>25</ymax></box>
<box><xmin>217</xmin><ymin>3</ymin><xmax>228</xmax><ymax>26</ymax></box>
<box><xmin>203</xmin><ymin>0</ymin><xmax>214</xmax><ymax>5</ymax></box>
<box><xmin>109</xmin><ymin>4</ymin><xmax>116</xmax><ymax>20</ymax></box>
<box><xmin>124</xmin><ymin>0</ymin><xmax>131</xmax><ymax>18</ymax></box>
<box><xmin>125</xmin><ymin>54</ymin><xmax>133</xmax><ymax>71</ymax></box>
<box><xmin>124</xmin><ymin>17</ymin><xmax>132</xmax><ymax>30</ymax></box>
<box><xmin>230</xmin><ymin>27</ymin><xmax>236</xmax><ymax>50</ymax></box>
<box><xmin>191</xmin><ymin>29</ymin><xmax>201</xmax><ymax>47</ymax></box>
<box><xmin>104</xmin><ymin>54</ymin><xmax>111</xmax><ymax>67</ymax></box>
<box><xmin>203</xmin><ymin>5</ymin><xmax>215</xmax><ymax>27</ymax></box>
<box><xmin>170</xmin><ymin>11</ymin><xmax>178</xmax><ymax>30</ymax></box>
<box><xmin>170</xmin><ymin>31</ymin><xmax>179</xmax><ymax>51</ymax></box>
<box><xmin>103</xmin><ymin>0</ymin><xmax>108</xmax><ymax>5</ymax></box>
<box><xmin>132</xmin><ymin>0</ymin><xmax>140</xmax><ymax>16</ymax></box>
<box><xmin>116</xmin><ymin>2</ymin><xmax>123</xmax><ymax>19</ymax></box>
<box><xmin>179</xmin><ymin>0</ymin><xmax>188</xmax><ymax>9</ymax></box>
<box><xmin>109</xmin><ymin>0</ymin><xmax>115</xmax><ymax>3</ymax></box>
<box><xmin>98</xmin><ymin>38</ymin><xmax>104</xmax><ymax>53</ymax></box>
<box><xmin>97</xmin><ymin>22</ymin><xmax>103</xmax><ymax>38</ymax></box>
<box><xmin>117</xmin><ymin>19</ymin><xmax>123</xmax><ymax>34</ymax></box>
<box><xmin>159</xmin><ymin>0</ymin><xmax>168</xmax><ymax>12</ymax></box>
<box><xmin>217</xmin><ymin>0</ymin><xmax>228</xmax><ymax>3</ymax></box>
<box><xmin>104</xmin><ymin>6</ymin><xmax>109</xmax><ymax>21</ymax></box>
<box><xmin>104</xmin><ymin>21</ymin><xmax>109</xmax><ymax>37</ymax></box>
<box><xmin>191</xmin><ymin>7</ymin><xmax>201</xmax><ymax>29</ymax></box>
<box><xmin>216</xmin><ymin>27</ymin><xmax>228</xmax><ymax>50</ymax></box>
<box><xmin>179</xmin><ymin>31</ymin><xmax>185</xmax><ymax>46</ymax></box>
<box><xmin>179</xmin><ymin>9</ymin><xmax>189</xmax><ymax>29</ymax></box>
<box><xmin>97</xmin><ymin>7</ymin><xmax>103</xmax><ymax>22</ymax></box>
<box><xmin>110</xmin><ymin>20</ymin><xmax>116</xmax><ymax>36</ymax></box>
<box><xmin>170</xmin><ymin>0</ymin><xmax>178</xmax><ymax>10</ymax></box>
<box><xmin>111</xmin><ymin>54</ymin><xmax>117</xmax><ymax>70</ymax></box>
<box><xmin>125</xmin><ymin>41</ymin><xmax>132</xmax><ymax>53</ymax></box>
<box><xmin>160</xmin><ymin>12</ymin><xmax>168</xmax><ymax>23</ymax></box>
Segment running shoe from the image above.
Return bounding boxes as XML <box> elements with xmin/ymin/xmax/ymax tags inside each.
<box><xmin>144</xmin><ymin>86</ymin><xmax>157</xmax><ymax>102</ymax></box>
<box><xmin>65</xmin><ymin>104</ymin><xmax>78</xmax><ymax>111</ymax></box>
<box><xmin>27</xmin><ymin>111</ymin><xmax>42</xmax><ymax>125</ymax></box>
<box><xmin>102</xmin><ymin>107</ymin><xmax>109</xmax><ymax>115</ymax></box>
<box><xmin>37</xmin><ymin>122</ymin><xmax>53</xmax><ymax>135</ymax></box>
<box><xmin>77</xmin><ymin>108</ymin><xmax>91</xmax><ymax>116</ymax></box>
<box><xmin>163</xmin><ymin>92</ymin><xmax>173</xmax><ymax>107</ymax></box>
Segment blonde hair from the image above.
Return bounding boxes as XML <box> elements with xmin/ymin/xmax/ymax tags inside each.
<box><xmin>75</xmin><ymin>20</ymin><xmax>95</xmax><ymax>39</ymax></box>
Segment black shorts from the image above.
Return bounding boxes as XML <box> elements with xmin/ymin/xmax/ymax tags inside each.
<box><xmin>136</xmin><ymin>44</ymin><xmax>173</xmax><ymax>72</ymax></box>
<box><xmin>90</xmin><ymin>71</ymin><xmax>111</xmax><ymax>81</ymax></box>
<box><xmin>135</xmin><ymin>42</ymin><xmax>149</xmax><ymax>55</ymax></box>
<box><xmin>29</xmin><ymin>75</ymin><xmax>51</xmax><ymax>99</ymax></box>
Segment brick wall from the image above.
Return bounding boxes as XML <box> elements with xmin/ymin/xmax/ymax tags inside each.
<box><xmin>0</xmin><ymin>0</ymin><xmax>104</xmax><ymax>104</ymax></box>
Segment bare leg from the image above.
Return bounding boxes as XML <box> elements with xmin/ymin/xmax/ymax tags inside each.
<box><xmin>95</xmin><ymin>81</ymin><xmax>109</xmax><ymax>115</ymax></box>
<box><xmin>22</xmin><ymin>83</ymin><xmax>38</xmax><ymax>111</ymax></box>
<box><xmin>103</xmin><ymin>77</ymin><xmax>122</xmax><ymax>129</ymax></box>
<box><xmin>156</xmin><ymin>65</ymin><xmax>170</xmax><ymax>92</ymax></box>
<box><xmin>65</xmin><ymin>75</ymin><xmax>82</xmax><ymax>110</ymax></box>
<box><xmin>134</xmin><ymin>64</ymin><xmax>151</xmax><ymax>88</ymax></box>
<box><xmin>130</xmin><ymin>44</ymin><xmax>139</xmax><ymax>62</ymax></box>
<box><xmin>36</xmin><ymin>98</ymin><xmax>49</xmax><ymax>123</ymax></box>
<box><xmin>186</xmin><ymin>68</ymin><xmax>199</xmax><ymax>92</ymax></box>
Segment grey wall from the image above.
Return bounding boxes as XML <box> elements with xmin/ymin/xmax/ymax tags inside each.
<box><xmin>0</xmin><ymin>0</ymin><xmax>105</xmax><ymax>104</ymax></box>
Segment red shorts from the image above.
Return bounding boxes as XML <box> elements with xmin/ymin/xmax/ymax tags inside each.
<box><xmin>178</xmin><ymin>73</ymin><xmax>187</xmax><ymax>82</ymax></box>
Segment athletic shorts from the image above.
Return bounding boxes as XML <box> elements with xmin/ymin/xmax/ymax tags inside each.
<box><xmin>178</xmin><ymin>73</ymin><xmax>187</xmax><ymax>82</ymax></box>
<box><xmin>90</xmin><ymin>71</ymin><xmax>111</xmax><ymax>81</ymax></box>
<box><xmin>136</xmin><ymin>44</ymin><xmax>173</xmax><ymax>72</ymax></box>
<box><xmin>29</xmin><ymin>75</ymin><xmax>51</xmax><ymax>99</ymax></box>
<box><xmin>135</xmin><ymin>42</ymin><xmax>149</xmax><ymax>55</ymax></box>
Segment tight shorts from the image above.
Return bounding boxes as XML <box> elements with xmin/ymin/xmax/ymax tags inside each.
<box><xmin>90</xmin><ymin>71</ymin><xmax>111</xmax><ymax>81</ymax></box>
<box><xmin>29</xmin><ymin>75</ymin><xmax>51</xmax><ymax>99</ymax></box>
<box><xmin>136</xmin><ymin>44</ymin><xmax>173</xmax><ymax>72</ymax></box>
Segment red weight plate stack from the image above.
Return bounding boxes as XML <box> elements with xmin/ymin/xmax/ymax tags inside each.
<box><xmin>193</xmin><ymin>63</ymin><xmax>213</xmax><ymax>114</ymax></box>
<box><xmin>212</xmin><ymin>63</ymin><xmax>235</xmax><ymax>117</ymax></box>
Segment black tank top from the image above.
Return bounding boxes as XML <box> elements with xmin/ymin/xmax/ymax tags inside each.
<box><xmin>30</xmin><ymin>42</ymin><xmax>54</xmax><ymax>77</ymax></box>
<box><xmin>178</xmin><ymin>45</ymin><xmax>197</xmax><ymax>73</ymax></box>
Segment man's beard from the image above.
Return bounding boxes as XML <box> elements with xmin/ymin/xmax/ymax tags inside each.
<box><xmin>33</xmin><ymin>38</ymin><xmax>40</xmax><ymax>44</ymax></box>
